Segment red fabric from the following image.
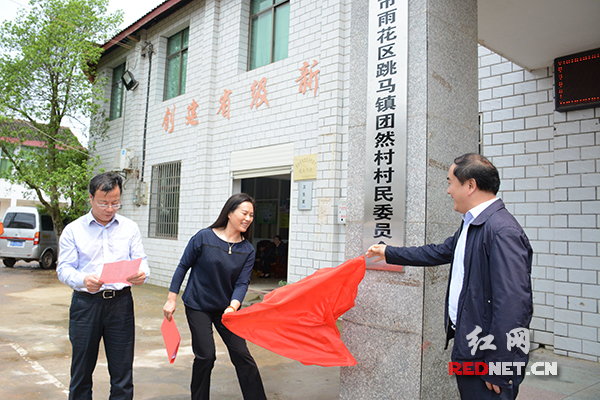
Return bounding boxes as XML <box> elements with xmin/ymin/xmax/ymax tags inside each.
<box><xmin>222</xmin><ymin>256</ymin><xmax>366</xmax><ymax>367</ymax></box>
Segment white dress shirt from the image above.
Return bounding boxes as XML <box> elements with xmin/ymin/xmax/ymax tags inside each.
<box><xmin>57</xmin><ymin>211</ymin><xmax>150</xmax><ymax>292</ymax></box>
<box><xmin>448</xmin><ymin>197</ymin><xmax>499</xmax><ymax>325</ymax></box>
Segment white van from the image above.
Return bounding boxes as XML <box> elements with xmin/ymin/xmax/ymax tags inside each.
<box><xmin>0</xmin><ymin>206</ymin><xmax>58</xmax><ymax>269</ymax></box>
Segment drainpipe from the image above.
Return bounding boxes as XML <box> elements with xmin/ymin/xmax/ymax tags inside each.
<box><xmin>140</xmin><ymin>41</ymin><xmax>154</xmax><ymax>182</ymax></box>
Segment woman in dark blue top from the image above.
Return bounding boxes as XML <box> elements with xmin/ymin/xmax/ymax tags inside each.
<box><xmin>163</xmin><ymin>193</ymin><xmax>266</xmax><ymax>400</ymax></box>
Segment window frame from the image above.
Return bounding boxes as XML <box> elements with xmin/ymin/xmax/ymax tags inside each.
<box><xmin>163</xmin><ymin>27</ymin><xmax>189</xmax><ymax>101</ymax></box>
<box><xmin>109</xmin><ymin>62</ymin><xmax>125</xmax><ymax>120</ymax></box>
<box><xmin>148</xmin><ymin>161</ymin><xmax>182</xmax><ymax>239</ymax></box>
<box><xmin>248</xmin><ymin>0</ymin><xmax>290</xmax><ymax>71</ymax></box>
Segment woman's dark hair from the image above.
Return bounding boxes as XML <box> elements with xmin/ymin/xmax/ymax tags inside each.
<box><xmin>209</xmin><ymin>193</ymin><xmax>256</xmax><ymax>239</ymax></box>
<box><xmin>453</xmin><ymin>153</ymin><xmax>500</xmax><ymax>195</ymax></box>
<box><xmin>89</xmin><ymin>172</ymin><xmax>123</xmax><ymax>197</ymax></box>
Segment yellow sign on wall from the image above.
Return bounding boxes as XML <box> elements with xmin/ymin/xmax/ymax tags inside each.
<box><xmin>293</xmin><ymin>154</ymin><xmax>318</xmax><ymax>180</ymax></box>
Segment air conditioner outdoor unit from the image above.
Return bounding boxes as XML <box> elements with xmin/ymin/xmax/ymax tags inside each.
<box><xmin>113</xmin><ymin>148</ymin><xmax>133</xmax><ymax>171</ymax></box>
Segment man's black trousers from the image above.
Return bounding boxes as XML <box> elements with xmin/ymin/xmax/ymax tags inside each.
<box><xmin>68</xmin><ymin>288</ymin><xmax>135</xmax><ymax>400</ymax></box>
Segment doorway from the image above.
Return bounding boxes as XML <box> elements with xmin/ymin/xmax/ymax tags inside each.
<box><xmin>241</xmin><ymin>176</ymin><xmax>290</xmax><ymax>279</ymax></box>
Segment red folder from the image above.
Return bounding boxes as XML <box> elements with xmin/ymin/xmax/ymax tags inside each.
<box><xmin>223</xmin><ymin>256</ymin><xmax>366</xmax><ymax>367</ymax></box>
<box><xmin>161</xmin><ymin>317</ymin><xmax>181</xmax><ymax>363</ymax></box>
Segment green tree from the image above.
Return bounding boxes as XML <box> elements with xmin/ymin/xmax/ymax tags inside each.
<box><xmin>0</xmin><ymin>0</ymin><xmax>123</xmax><ymax>238</ymax></box>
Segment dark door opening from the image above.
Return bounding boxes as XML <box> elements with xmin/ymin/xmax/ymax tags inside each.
<box><xmin>241</xmin><ymin>176</ymin><xmax>290</xmax><ymax>279</ymax></box>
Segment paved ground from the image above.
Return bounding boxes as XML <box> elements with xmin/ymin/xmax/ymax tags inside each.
<box><xmin>517</xmin><ymin>348</ymin><xmax>600</xmax><ymax>400</ymax></box>
<box><xmin>1</xmin><ymin>261</ymin><xmax>599</xmax><ymax>399</ymax></box>
<box><xmin>0</xmin><ymin>261</ymin><xmax>338</xmax><ymax>400</ymax></box>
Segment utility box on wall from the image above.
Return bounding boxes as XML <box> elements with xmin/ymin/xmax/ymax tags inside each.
<box><xmin>338</xmin><ymin>204</ymin><xmax>347</xmax><ymax>224</ymax></box>
<box><xmin>138</xmin><ymin>181</ymin><xmax>148</xmax><ymax>205</ymax></box>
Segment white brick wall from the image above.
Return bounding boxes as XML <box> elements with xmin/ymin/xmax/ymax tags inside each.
<box><xmin>479</xmin><ymin>45</ymin><xmax>600</xmax><ymax>361</ymax></box>
<box><xmin>93</xmin><ymin>0</ymin><xmax>350</xmax><ymax>288</ymax></box>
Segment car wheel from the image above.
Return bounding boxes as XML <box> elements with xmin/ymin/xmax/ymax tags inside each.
<box><xmin>40</xmin><ymin>251</ymin><xmax>56</xmax><ymax>269</ymax></box>
<box><xmin>3</xmin><ymin>258</ymin><xmax>16</xmax><ymax>268</ymax></box>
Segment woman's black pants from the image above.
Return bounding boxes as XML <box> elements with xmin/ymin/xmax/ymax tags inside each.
<box><xmin>185</xmin><ymin>307</ymin><xmax>267</xmax><ymax>400</ymax></box>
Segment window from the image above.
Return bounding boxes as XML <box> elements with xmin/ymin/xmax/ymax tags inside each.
<box><xmin>41</xmin><ymin>215</ymin><xmax>54</xmax><ymax>231</ymax></box>
<box><xmin>0</xmin><ymin>148</ymin><xmax>12</xmax><ymax>174</ymax></box>
<box><xmin>164</xmin><ymin>28</ymin><xmax>189</xmax><ymax>100</ymax></box>
<box><xmin>4</xmin><ymin>212</ymin><xmax>36</xmax><ymax>229</ymax></box>
<box><xmin>149</xmin><ymin>161</ymin><xmax>181</xmax><ymax>239</ymax></box>
<box><xmin>109</xmin><ymin>63</ymin><xmax>125</xmax><ymax>120</ymax></box>
<box><xmin>0</xmin><ymin>146</ymin><xmax>41</xmax><ymax>175</ymax></box>
<box><xmin>249</xmin><ymin>0</ymin><xmax>290</xmax><ymax>70</ymax></box>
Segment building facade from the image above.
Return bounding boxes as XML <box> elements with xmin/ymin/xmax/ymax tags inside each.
<box><xmin>93</xmin><ymin>0</ymin><xmax>600</xmax><ymax>365</ymax></box>
<box><xmin>94</xmin><ymin>0</ymin><xmax>350</xmax><ymax>287</ymax></box>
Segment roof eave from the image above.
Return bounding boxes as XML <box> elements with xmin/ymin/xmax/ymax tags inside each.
<box><xmin>101</xmin><ymin>0</ymin><xmax>193</xmax><ymax>54</ymax></box>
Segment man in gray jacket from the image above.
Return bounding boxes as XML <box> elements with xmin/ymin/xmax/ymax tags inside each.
<box><xmin>367</xmin><ymin>153</ymin><xmax>533</xmax><ymax>400</ymax></box>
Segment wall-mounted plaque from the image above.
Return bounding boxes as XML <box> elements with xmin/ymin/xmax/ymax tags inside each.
<box><xmin>293</xmin><ymin>154</ymin><xmax>318</xmax><ymax>181</ymax></box>
<box><xmin>363</xmin><ymin>0</ymin><xmax>409</xmax><ymax>272</ymax></box>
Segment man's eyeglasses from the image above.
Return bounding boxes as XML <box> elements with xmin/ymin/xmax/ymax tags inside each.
<box><xmin>94</xmin><ymin>200</ymin><xmax>122</xmax><ymax>210</ymax></box>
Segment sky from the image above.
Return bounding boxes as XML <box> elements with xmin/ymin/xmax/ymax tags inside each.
<box><xmin>0</xmin><ymin>0</ymin><xmax>165</xmax><ymax>145</ymax></box>
<box><xmin>1</xmin><ymin>0</ymin><xmax>165</xmax><ymax>30</ymax></box>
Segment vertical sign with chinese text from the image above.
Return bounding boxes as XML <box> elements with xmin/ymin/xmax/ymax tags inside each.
<box><xmin>363</xmin><ymin>0</ymin><xmax>408</xmax><ymax>271</ymax></box>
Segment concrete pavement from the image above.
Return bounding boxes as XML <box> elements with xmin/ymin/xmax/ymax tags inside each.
<box><xmin>1</xmin><ymin>261</ymin><xmax>599</xmax><ymax>399</ymax></box>
<box><xmin>0</xmin><ymin>261</ymin><xmax>338</xmax><ymax>400</ymax></box>
<box><xmin>517</xmin><ymin>348</ymin><xmax>600</xmax><ymax>400</ymax></box>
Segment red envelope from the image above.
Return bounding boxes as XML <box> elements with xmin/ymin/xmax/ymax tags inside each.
<box><xmin>99</xmin><ymin>258</ymin><xmax>142</xmax><ymax>285</ymax></box>
<box><xmin>161</xmin><ymin>317</ymin><xmax>181</xmax><ymax>363</ymax></box>
<box><xmin>222</xmin><ymin>256</ymin><xmax>366</xmax><ymax>367</ymax></box>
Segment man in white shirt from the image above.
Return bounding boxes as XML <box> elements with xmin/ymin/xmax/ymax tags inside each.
<box><xmin>57</xmin><ymin>172</ymin><xmax>150</xmax><ymax>400</ymax></box>
<box><xmin>367</xmin><ymin>154</ymin><xmax>533</xmax><ymax>400</ymax></box>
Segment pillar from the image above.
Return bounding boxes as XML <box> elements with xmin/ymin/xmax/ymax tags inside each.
<box><xmin>342</xmin><ymin>0</ymin><xmax>479</xmax><ymax>398</ymax></box>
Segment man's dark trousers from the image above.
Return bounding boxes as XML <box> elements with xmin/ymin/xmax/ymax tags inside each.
<box><xmin>456</xmin><ymin>372</ymin><xmax>524</xmax><ymax>400</ymax></box>
<box><xmin>68</xmin><ymin>289</ymin><xmax>135</xmax><ymax>400</ymax></box>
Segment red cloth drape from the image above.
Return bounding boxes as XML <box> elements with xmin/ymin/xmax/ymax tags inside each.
<box><xmin>222</xmin><ymin>256</ymin><xmax>366</xmax><ymax>367</ymax></box>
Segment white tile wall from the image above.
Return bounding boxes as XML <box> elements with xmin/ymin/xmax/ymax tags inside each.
<box><xmin>479</xmin><ymin>45</ymin><xmax>600</xmax><ymax>361</ymax></box>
